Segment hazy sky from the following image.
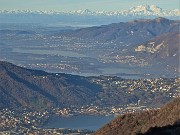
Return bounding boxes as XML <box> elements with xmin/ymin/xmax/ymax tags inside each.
<box><xmin>0</xmin><ymin>0</ymin><xmax>179</xmax><ymax>11</ymax></box>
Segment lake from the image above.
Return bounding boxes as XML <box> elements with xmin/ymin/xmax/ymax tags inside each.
<box><xmin>12</xmin><ymin>48</ymin><xmax>88</xmax><ymax>58</ymax></box>
<box><xmin>43</xmin><ymin>115</ymin><xmax>114</xmax><ymax>131</ymax></box>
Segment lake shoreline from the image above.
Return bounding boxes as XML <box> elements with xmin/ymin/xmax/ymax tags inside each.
<box><xmin>43</xmin><ymin>114</ymin><xmax>115</xmax><ymax>131</ymax></box>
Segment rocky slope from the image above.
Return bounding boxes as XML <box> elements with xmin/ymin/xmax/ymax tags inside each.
<box><xmin>94</xmin><ymin>98</ymin><xmax>180</xmax><ymax>135</ymax></box>
<box><xmin>134</xmin><ymin>31</ymin><xmax>180</xmax><ymax>72</ymax></box>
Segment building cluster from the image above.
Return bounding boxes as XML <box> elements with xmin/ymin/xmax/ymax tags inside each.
<box><xmin>23</xmin><ymin>63</ymin><xmax>79</xmax><ymax>72</ymax></box>
<box><xmin>50</xmin><ymin>77</ymin><xmax>179</xmax><ymax>117</ymax></box>
<box><xmin>92</xmin><ymin>77</ymin><xmax>180</xmax><ymax>98</ymax></box>
<box><xmin>0</xmin><ymin>108</ymin><xmax>92</xmax><ymax>135</ymax></box>
<box><xmin>52</xmin><ymin>103</ymin><xmax>151</xmax><ymax>117</ymax></box>
<box><xmin>0</xmin><ymin>77</ymin><xmax>179</xmax><ymax>134</ymax></box>
<box><xmin>0</xmin><ymin>108</ymin><xmax>49</xmax><ymax>134</ymax></box>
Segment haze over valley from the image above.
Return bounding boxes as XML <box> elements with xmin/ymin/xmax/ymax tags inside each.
<box><xmin>0</xmin><ymin>2</ymin><xmax>180</xmax><ymax>135</ymax></box>
<box><xmin>0</xmin><ymin>16</ymin><xmax>179</xmax><ymax>78</ymax></box>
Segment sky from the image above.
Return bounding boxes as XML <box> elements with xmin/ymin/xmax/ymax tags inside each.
<box><xmin>0</xmin><ymin>0</ymin><xmax>179</xmax><ymax>11</ymax></box>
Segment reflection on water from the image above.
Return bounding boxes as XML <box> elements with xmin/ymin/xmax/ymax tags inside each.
<box><xmin>43</xmin><ymin>115</ymin><xmax>114</xmax><ymax>131</ymax></box>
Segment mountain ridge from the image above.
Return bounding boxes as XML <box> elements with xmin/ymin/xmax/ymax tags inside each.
<box><xmin>0</xmin><ymin>61</ymin><xmax>179</xmax><ymax>110</ymax></box>
<box><xmin>94</xmin><ymin>98</ymin><xmax>180</xmax><ymax>135</ymax></box>
<box><xmin>0</xmin><ymin>61</ymin><xmax>101</xmax><ymax>109</ymax></box>
<box><xmin>1</xmin><ymin>5</ymin><xmax>179</xmax><ymax>17</ymax></box>
<box><xmin>1</xmin><ymin>5</ymin><xmax>179</xmax><ymax>25</ymax></box>
<box><xmin>66</xmin><ymin>17</ymin><xmax>179</xmax><ymax>44</ymax></box>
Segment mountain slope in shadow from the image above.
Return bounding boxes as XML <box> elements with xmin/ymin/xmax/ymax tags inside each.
<box><xmin>0</xmin><ymin>61</ymin><xmax>101</xmax><ymax>109</ymax></box>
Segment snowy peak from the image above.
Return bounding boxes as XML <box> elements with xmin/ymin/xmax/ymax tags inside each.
<box><xmin>149</xmin><ymin>5</ymin><xmax>162</xmax><ymax>13</ymax></box>
<box><xmin>0</xmin><ymin>5</ymin><xmax>179</xmax><ymax>17</ymax></box>
<box><xmin>72</xmin><ymin>9</ymin><xmax>94</xmax><ymax>15</ymax></box>
<box><xmin>129</xmin><ymin>5</ymin><xmax>162</xmax><ymax>14</ymax></box>
<box><xmin>122</xmin><ymin>5</ymin><xmax>179</xmax><ymax>16</ymax></box>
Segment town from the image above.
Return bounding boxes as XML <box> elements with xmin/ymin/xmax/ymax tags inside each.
<box><xmin>0</xmin><ymin>77</ymin><xmax>179</xmax><ymax>134</ymax></box>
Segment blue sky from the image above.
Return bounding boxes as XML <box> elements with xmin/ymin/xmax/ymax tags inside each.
<box><xmin>0</xmin><ymin>0</ymin><xmax>179</xmax><ymax>11</ymax></box>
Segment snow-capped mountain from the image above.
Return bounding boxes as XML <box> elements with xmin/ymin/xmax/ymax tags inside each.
<box><xmin>124</xmin><ymin>5</ymin><xmax>163</xmax><ymax>15</ymax></box>
<box><xmin>0</xmin><ymin>5</ymin><xmax>179</xmax><ymax>16</ymax></box>
<box><xmin>0</xmin><ymin>5</ymin><xmax>180</xmax><ymax>16</ymax></box>
<box><xmin>70</xmin><ymin>9</ymin><xmax>95</xmax><ymax>15</ymax></box>
<box><xmin>121</xmin><ymin>5</ymin><xmax>179</xmax><ymax>16</ymax></box>
<box><xmin>0</xmin><ymin>5</ymin><xmax>179</xmax><ymax>26</ymax></box>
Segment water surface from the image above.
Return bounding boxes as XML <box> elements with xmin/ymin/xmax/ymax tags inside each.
<box><xmin>13</xmin><ymin>48</ymin><xmax>88</xmax><ymax>58</ymax></box>
<box><xmin>44</xmin><ymin>115</ymin><xmax>114</xmax><ymax>131</ymax></box>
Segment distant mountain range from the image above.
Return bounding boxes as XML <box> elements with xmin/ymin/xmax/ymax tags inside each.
<box><xmin>66</xmin><ymin>17</ymin><xmax>179</xmax><ymax>44</ymax></box>
<box><xmin>0</xmin><ymin>17</ymin><xmax>179</xmax><ymax>75</ymax></box>
<box><xmin>63</xmin><ymin>17</ymin><xmax>179</xmax><ymax>72</ymax></box>
<box><xmin>0</xmin><ymin>5</ymin><xmax>179</xmax><ymax>25</ymax></box>
<box><xmin>1</xmin><ymin>5</ymin><xmax>179</xmax><ymax>17</ymax></box>
<box><xmin>95</xmin><ymin>98</ymin><xmax>180</xmax><ymax>135</ymax></box>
